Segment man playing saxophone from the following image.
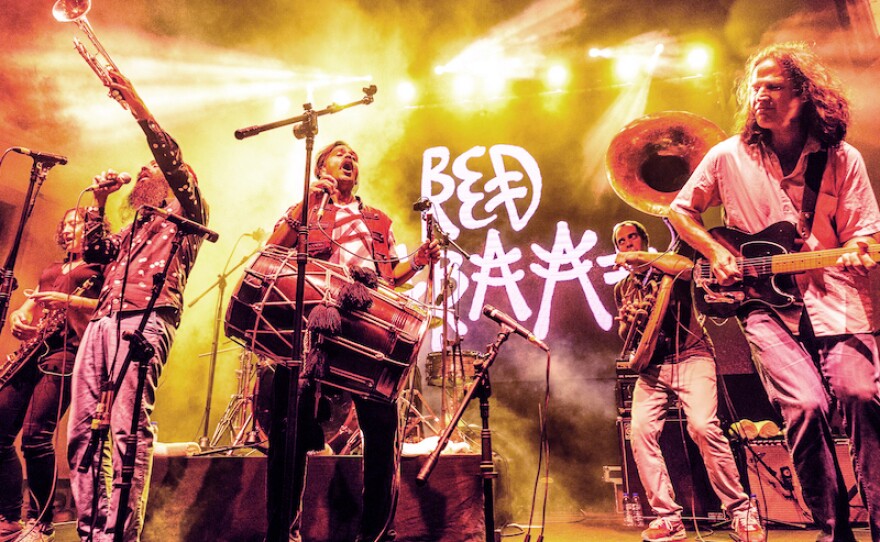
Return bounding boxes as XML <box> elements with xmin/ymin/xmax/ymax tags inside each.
<box><xmin>612</xmin><ymin>220</ymin><xmax>763</xmax><ymax>542</ymax></box>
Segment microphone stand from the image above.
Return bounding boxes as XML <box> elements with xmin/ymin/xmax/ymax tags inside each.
<box><xmin>0</xmin><ymin>158</ymin><xmax>59</xmax><ymax>333</ymax></box>
<box><xmin>109</xmin><ymin>228</ymin><xmax>214</xmax><ymax>542</ymax></box>
<box><xmin>236</xmin><ymin>86</ymin><xmax>376</xmax><ymax>542</ymax></box>
<box><xmin>187</xmin><ymin>243</ymin><xmax>261</xmax><ymax>449</ymax></box>
<box><xmin>416</xmin><ymin>325</ymin><xmax>507</xmax><ymax>542</ymax></box>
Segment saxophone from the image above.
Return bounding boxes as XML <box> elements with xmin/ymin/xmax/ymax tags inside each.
<box><xmin>606</xmin><ymin>111</ymin><xmax>725</xmax><ymax>373</ymax></box>
<box><xmin>0</xmin><ymin>276</ymin><xmax>95</xmax><ymax>389</ymax></box>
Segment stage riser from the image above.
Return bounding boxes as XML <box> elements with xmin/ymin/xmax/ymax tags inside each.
<box><xmin>142</xmin><ymin>454</ymin><xmax>486</xmax><ymax>542</ymax></box>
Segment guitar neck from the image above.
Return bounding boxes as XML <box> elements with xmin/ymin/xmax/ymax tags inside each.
<box><xmin>750</xmin><ymin>244</ymin><xmax>880</xmax><ymax>276</ymax></box>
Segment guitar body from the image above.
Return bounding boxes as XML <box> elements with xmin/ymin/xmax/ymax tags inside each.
<box><xmin>692</xmin><ymin>222</ymin><xmax>802</xmax><ymax>318</ymax></box>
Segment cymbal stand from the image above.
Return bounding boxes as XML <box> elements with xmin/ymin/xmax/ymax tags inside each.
<box><xmin>187</xmin><ymin>239</ymin><xmax>262</xmax><ymax>449</ymax></box>
<box><xmin>208</xmin><ymin>348</ymin><xmax>261</xmax><ymax>448</ymax></box>
<box><xmin>430</xmin><ymin>219</ymin><xmax>471</xmax><ymax>428</ymax></box>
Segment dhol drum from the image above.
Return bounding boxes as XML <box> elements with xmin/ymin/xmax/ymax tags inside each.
<box><xmin>424</xmin><ymin>350</ymin><xmax>483</xmax><ymax>387</ymax></box>
<box><xmin>225</xmin><ymin>245</ymin><xmax>431</xmax><ymax>402</ymax></box>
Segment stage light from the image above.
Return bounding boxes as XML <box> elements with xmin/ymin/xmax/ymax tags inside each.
<box><xmin>545</xmin><ymin>64</ymin><xmax>569</xmax><ymax>90</ymax></box>
<box><xmin>330</xmin><ymin>88</ymin><xmax>354</xmax><ymax>105</ymax></box>
<box><xmin>614</xmin><ymin>54</ymin><xmax>643</xmax><ymax>83</ymax></box>
<box><xmin>396</xmin><ymin>81</ymin><xmax>417</xmax><ymax>104</ymax></box>
<box><xmin>273</xmin><ymin>95</ymin><xmax>291</xmax><ymax>116</ymax></box>
<box><xmin>482</xmin><ymin>75</ymin><xmax>508</xmax><ymax>98</ymax></box>
<box><xmin>685</xmin><ymin>45</ymin><xmax>712</xmax><ymax>74</ymax></box>
<box><xmin>453</xmin><ymin>74</ymin><xmax>476</xmax><ymax>99</ymax></box>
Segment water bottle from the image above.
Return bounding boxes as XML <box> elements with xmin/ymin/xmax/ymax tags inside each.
<box><xmin>747</xmin><ymin>493</ymin><xmax>759</xmax><ymax>523</ymax></box>
<box><xmin>631</xmin><ymin>492</ymin><xmax>645</xmax><ymax>527</ymax></box>
<box><xmin>622</xmin><ymin>493</ymin><xmax>634</xmax><ymax>527</ymax></box>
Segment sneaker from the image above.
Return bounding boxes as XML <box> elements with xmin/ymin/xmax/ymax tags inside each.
<box><xmin>732</xmin><ymin>514</ymin><xmax>765</xmax><ymax>542</ymax></box>
<box><xmin>640</xmin><ymin>517</ymin><xmax>687</xmax><ymax>542</ymax></box>
<box><xmin>13</xmin><ymin>520</ymin><xmax>54</xmax><ymax>542</ymax></box>
<box><xmin>1</xmin><ymin>516</ymin><xmax>22</xmax><ymax>542</ymax></box>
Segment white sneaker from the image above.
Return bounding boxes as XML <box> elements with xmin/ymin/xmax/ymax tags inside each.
<box><xmin>731</xmin><ymin>513</ymin><xmax>765</xmax><ymax>542</ymax></box>
<box><xmin>640</xmin><ymin>516</ymin><xmax>687</xmax><ymax>542</ymax></box>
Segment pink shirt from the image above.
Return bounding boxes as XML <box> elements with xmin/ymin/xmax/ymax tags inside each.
<box><xmin>671</xmin><ymin>135</ymin><xmax>880</xmax><ymax>335</ymax></box>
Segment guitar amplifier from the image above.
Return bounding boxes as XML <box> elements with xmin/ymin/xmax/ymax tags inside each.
<box><xmin>743</xmin><ymin>438</ymin><xmax>868</xmax><ymax>525</ymax></box>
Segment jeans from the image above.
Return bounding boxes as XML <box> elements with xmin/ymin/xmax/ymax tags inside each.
<box><xmin>0</xmin><ymin>352</ymin><xmax>72</xmax><ymax>524</ymax></box>
<box><xmin>67</xmin><ymin>313</ymin><xmax>174</xmax><ymax>542</ymax></box>
<box><xmin>741</xmin><ymin>309</ymin><xmax>880</xmax><ymax>542</ymax></box>
<box><xmin>630</xmin><ymin>356</ymin><xmax>749</xmax><ymax>520</ymax></box>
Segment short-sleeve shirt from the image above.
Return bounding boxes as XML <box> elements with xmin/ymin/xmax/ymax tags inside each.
<box><xmin>670</xmin><ymin>135</ymin><xmax>880</xmax><ymax>335</ymax></box>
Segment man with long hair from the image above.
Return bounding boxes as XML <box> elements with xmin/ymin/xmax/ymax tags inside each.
<box><xmin>670</xmin><ymin>42</ymin><xmax>880</xmax><ymax>541</ymax></box>
<box><xmin>66</xmin><ymin>69</ymin><xmax>208</xmax><ymax>542</ymax></box>
<box><xmin>0</xmin><ymin>208</ymin><xmax>103</xmax><ymax>542</ymax></box>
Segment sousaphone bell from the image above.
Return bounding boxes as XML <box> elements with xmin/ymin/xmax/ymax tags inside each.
<box><xmin>605</xmin><ymin>111</ymin><xmax>725</xmax><ymax>372</ymax></box>
<box><xmin>606</xmin><ymin>111</ymin><xmax>726</xmax><ymax>216</ymax></box>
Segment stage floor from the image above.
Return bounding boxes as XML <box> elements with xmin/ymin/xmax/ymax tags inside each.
<box><xmin>50</xmin><ymin>515</ymin><xmax>859</xmax><ymax>541</ymax></box>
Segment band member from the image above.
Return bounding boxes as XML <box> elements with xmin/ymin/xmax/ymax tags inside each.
<box><xmin>265</xmin><ymin>140</ymin><xmax>439</xmax><ymax>542</ymax></box>
<box><xmin>669</xmin><ymin>42</ymin><xmax>880</xmax><ymax>541</ymax></box>
<box><xmin>0</xmin><ymin>208</ymin><xmax>103</xmax><ymax>542</ymax></box>
<box><xmin>66</xmin><ymin>69</ymin><xmax>208</xmax><ymax>542</ymax></box>
<box><xmin>612</xmin><ymin>221</ymin><xmax>764</xmax><ymax>542</ymax></box>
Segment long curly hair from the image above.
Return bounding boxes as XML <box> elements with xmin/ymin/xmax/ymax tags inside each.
<box><xmin>54</xmin><ymin>207</ymin><xmax>108</xmax><ymax>248</ymax></box>
<box><xmin>735</xmin><ymin>42</ymin><xmax>850</xmax><ymax>147</ymax></box>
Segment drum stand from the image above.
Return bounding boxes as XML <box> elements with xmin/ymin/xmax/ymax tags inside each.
<box><xmin>207</xmin><ymin>348</ymin><xmax>264</xmax><ymax>449</ymax></box>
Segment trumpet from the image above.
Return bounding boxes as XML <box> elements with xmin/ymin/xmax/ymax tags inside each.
<box><xmin>53</xmin><ymin>0</ymin><xmax>127</xmax><ymax>108</ymax></box>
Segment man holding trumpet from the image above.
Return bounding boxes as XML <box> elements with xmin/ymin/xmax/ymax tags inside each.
<box><xmin>66</xmin><ymin>68</ymin><xmax>208</xmax><ymax>542</ymax></box>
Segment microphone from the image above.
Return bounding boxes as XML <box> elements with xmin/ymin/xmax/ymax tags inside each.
<box><xmin>86</xmin><ymin>172</ymin><xmax>132</xmax><ymax>191</ymax></box>
<box><xmin>316</xmin><ymin>189</ymin><xmax>331</xmax><ymax>220</ymax></box>
<box><xmin>482</xmin><ymin>304</ymin><xmax>550</xmax><ymax>352</ymax></box>
<box><xmin>12</xmin><ymin>147</ymin><xmax>68</xmax><ymax>165</ymax></box>
<box><xmin>141</xmin><ymin>204</ymin><xmax>220</xmax><ymax>243</ymax></box>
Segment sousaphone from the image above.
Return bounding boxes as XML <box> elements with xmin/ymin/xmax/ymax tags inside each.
<box><xmin>606</xmin><ymin>111</ymin><xmax>725</xmax><ymax>372</ymax></box>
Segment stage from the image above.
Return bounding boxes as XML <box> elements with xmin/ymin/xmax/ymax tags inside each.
<box><xmin>47</xmin><ymin>514</ymin><xmax>841</xmax><ymax>542</ymax></box>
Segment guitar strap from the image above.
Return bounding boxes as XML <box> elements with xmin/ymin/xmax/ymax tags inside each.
<box><xmin>797</xmin><ymin>148</ymin><xmax>828</xmax><ymax>241</ymax></box>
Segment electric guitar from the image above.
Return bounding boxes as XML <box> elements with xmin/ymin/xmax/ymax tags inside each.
<box><xmin>692</xmin><ymin>221</ymin><xmax>880</xmax><ymax>318</ymax></box>
<box><xmin>0</xmin><ymin>276</ymin><xmax>95</xmax><ymax>389</ymax></box>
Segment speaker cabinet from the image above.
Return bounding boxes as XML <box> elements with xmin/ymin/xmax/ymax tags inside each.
<box><xmin>617</xmin><ymin>417</ymin><xmax>724</xmax><ymax>520</ymax></box>
<box><xmin>743</xmin><ymin>439</ymin><xmax>868</xmax><ymax>525</ymax></box>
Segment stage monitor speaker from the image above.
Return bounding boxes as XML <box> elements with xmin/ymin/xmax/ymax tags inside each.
<box><xmin>617</xmin><ymin>417</ymin><xmax>724</xmax><ymax>520</ymax></box>
<box><xmin>143</xmin><ymin>453</ymin><xmax>485</xmax><ymax>542</ymax></box>
<box><xmin>743</xmin><ymin>439</ymin><xmax>868</xmax><ymax>525</ymax></box>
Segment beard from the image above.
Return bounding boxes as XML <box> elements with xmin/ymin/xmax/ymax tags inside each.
<box><xmin>128</xmin><ymin>174</ymin><xmax>169</xmax><ymax>210</ymax></box>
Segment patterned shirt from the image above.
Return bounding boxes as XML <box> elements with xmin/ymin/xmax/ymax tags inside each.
<box><xmin>84</xmin><ymin>120</ymin><xmax>207</xmax><ymax>326</ymax></box>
